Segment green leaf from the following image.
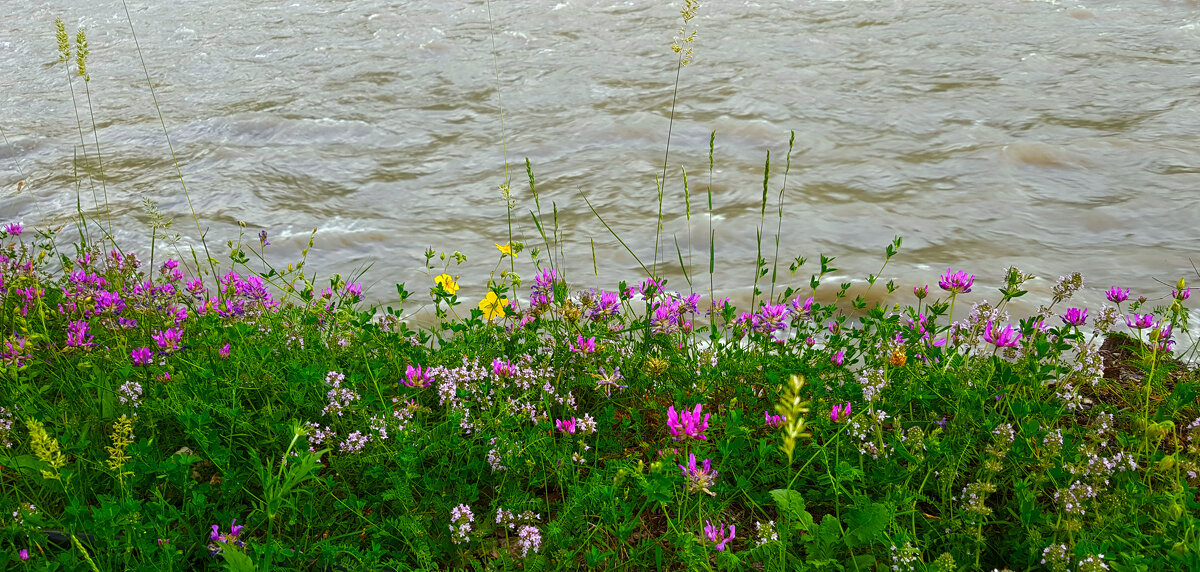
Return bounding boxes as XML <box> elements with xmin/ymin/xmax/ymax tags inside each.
<box><xmin>769</xmin><ymin>489</ymin><xmax>814</xmax><ymax>532</ymax></box>
<box><xmin>844</xmin><ymin>502</ymin><xmax>893</xmax><ymax>547</ymax></box>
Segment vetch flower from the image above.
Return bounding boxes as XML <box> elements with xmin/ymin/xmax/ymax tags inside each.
<box><xmin>258</xmin><ymin>230</ymin><xmax>270</xmax><ymax>247</ymax></box>
<box><xmin>913</xmin><ymin>284</ymin><xmax>929</xmax><ymax>300</ymax></box>
<box><xmin>3</xmin><ymin>222</ymin><xmax>22</xmax><ymax>237</ymax></box>
<box><xmin>678</xmin><ymin>452</ymin><xmax>719</xmax><ymax>496</ymax></box>
<box><xmin>152</xmin><ymin>327</ymin><xmax>183</xmax><ymax>352</ymax></box>
<box><xmin>404</xmin><ymin>364</ymin><xmax>432</xmax><ymax>388</ymax></box>
<box><xmin>66</xmin><ymin>320</ymin><xmax>94</xmax><ymax>348</ymax></box>
<box><xmin>569</xmin><ymin>335</ymin><xmax>596</xmax><ymax>354</ymax></box>
<box><xmin>703</xmin><ymin>520</ymin><xmax>736</xmax><ymax>551</ymax></box>
<box><xmin>19</xmin><ymin>548</ymin><xmax>29</xmax><ymax>561</ymax></box>
<box><xmin>938</xmin><ymin>268</ymin><xmax>975</xmax><ymax>294</ymax></box>
<box><xmin>1125</xmin><ymin>313</ymin><xmax>1155</xmax><ymax>330</ymax></box>
<box><xmin>983</xmin><ymin>321</ymin><xmax>1022</xmax><ymax>348</ymax></box>
<box><xmin>209</xmin><ymin>518</ymin><xmax>245</xmax><ymax>554</ymax></box>
<box><xmin>1105</xmin><ymin>287</ymin><xmax>1130</xmax><ymax>304</ymax></box>
<box><xmin>667</xmin><ymin>403</ymin><xmax>710</xmax><ymax>440</ymax></box>
<box><xmin>434</xmin><ymin>274</ymin><xmax>459</xmax><ymax>296</ymax></box>
<box><xmin>764</xmin><ymin>411</ymin><xmax>786</xmax><ymax>429</ymax></box>
<box><xmin>479</xmin><ymin>291</ymin><xmax>509</xmax><ymax>320</ymax></box>
<box><xmin>555</xmin><ymin>418</ymin><xmax>576</xmax><ymax>434</ymax></box>
<box><xmin>831</xmin><ymin>402</ymin><xmax>852</xmax><ymax>422</ymax></box>
<box><xmin>219</xmin><ymin>343</ymin><xmax>231</xmax><ymax>359</ymax></box>
<box><xmin>1061</xmin><ymin>308</ymin><xmax>1088</xmax><ymax>327</ymax></box>
<box><xmin>131</xmin><ymin>347</ymin><xmax>153</xmax><ymax>366</ymax></box>
<box><xmin>831</xmin><ymin>350</ymin><xmax>845</xmax><ymax>366</ymax></box>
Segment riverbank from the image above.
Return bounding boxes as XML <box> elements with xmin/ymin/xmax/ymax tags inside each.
<box><xmin>2</xmin><ymin>224</ymin><xmax>1197</xmax><ymax>571</ymax></box>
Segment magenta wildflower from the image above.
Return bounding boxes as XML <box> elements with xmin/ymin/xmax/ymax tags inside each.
<box><xmin>983</xmin><ymin>321</ymin><xmax>1022</xmax><ymax>348</ymax></box>
<box><xmin>1105</xmin><ymin>287</ymin><xmax>1129</xmax><ymax>304</ymax></box>
<box><xmin>569</xmin><ymin>335</ymin><xmax>596</xmax><ymax>354</ymax></box>
<box><xmin>219</xmin><ymin>343</ymin><xmax>231</xmax><ymax>359</ymax></box>
<box><xmin>66</xmin><ymin>320</ymin><xmax>94</xmax><ymax>348</ymax></box>
<box><xmin>938</xmin><ymin>268</ymin><xmax>975</xmax><ymax>294</ymax></box>
<box><xmin>678</xmin><ymin>452</ymin><xmax>719</xmax><ymax>496</ymax></box>
<box><xmin>131</xmin><ymin>347</ymin><xmax>153</xmax><ymax>366</ymax></box>
<box><xmin>555</xmin><ymin>418</ymin><xmax>577</xmax><ymax>434</ymax></box>
<box><xmin>4</xmin><ymin>222</ymin><xmax>22</xmax><ymax>237</ymax></box>
<box><xmin>1061</xmin><ymin>308</ymin><xmax>1088</xmax><ymax>327</ymax></box>
<box><xmin>831</xmin><ymin>350</ymin><xmax>845</xmax><ymax>366</ymax></box>
<box><xmin>1174</xmin><ymin>288</ymin><xmax>1190</xmax><ymax>301</ymax></box>
<box><xmin>404</xmin><ymin>364</ymin><xmax>432</xmax><ymax>388</ymax></box>
<box><xmin>1125</xmin><ymin>313</ymin><xmax>1156</xmax><ymax>330</ymax></box>
<box><xmin>703</xmin><ymin>521</ymin><xmax>736</xmax><ymax>551</ymax></box>
<box><xmin>764</xmin><ymin>411</ymin><xmax>786</xmax><ymax>429</ymax></box>
<box><xmin>831</xmin><ymin>402</ymin><xmax>852</xmax><ymax>423</ymax></box>
<box><xmin>152</xmin><ymin>327</ymin><xmax>183</xmax><ymax>351</ymax></box>
<box><xmin>751</xmin><ymin>303</ymin><xmax>790</xmax><ymax>334</ymax></box>
<box><xmin>667</xmin><ymin>403</ymin><xmax>710</xmax><ymax>441</ymax></box>
<box><xmin>209</xmin><ymin>518</ymin><xmax>245</xmax><ymax>553</ymax></box>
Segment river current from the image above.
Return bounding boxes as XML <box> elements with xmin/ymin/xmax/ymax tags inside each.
<box><xmin>3</xmin><ymin>1</ymin><xmax>1199</xmax><ymax>339</ymax></box>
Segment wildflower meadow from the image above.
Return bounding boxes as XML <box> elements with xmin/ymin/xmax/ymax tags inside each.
<box><xmin>3</xmin><ymin>5</ymin><xmax>1199</xmax><ymax>572</ymax></box>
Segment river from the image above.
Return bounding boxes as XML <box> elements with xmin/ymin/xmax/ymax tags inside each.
<box><xmin>2</xmin><ymin>0</ymin><xmax>1199</xmax><ymax>344</ymax></box>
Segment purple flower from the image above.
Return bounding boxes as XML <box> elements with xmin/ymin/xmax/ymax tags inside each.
<box><xmin>131</xmin><ymin>347</ymin><xmax>153</xmax><ymax>366</ymax></box>
<box><xmin>913</xmin><ymin>284</ymin><xmax>929</xmax><ymax>300</ymax></box>
<box><xmin>4</xmin><ymin>222</ymin><xmax>22</xmax><ymax>237</ymax></box>
<box><xmin>404</xmin><ymin>364</ymin><xmax>432</xmax><ymax>388</ymax></box>
<box><xmin>938</xmin><ymin>268</ymin><xmax>975</xmax><ymax>294</ymax></box>
<box><xmin>751</xmin><ymin>303</ymin><xmax>790</xmax><ymax>334</ymax></box>
<box><xmin>1125</xmin><ymin>313</ymin><xmax>1156</xmax><ymax>330</ymax></box>
<box><xmin>678</xmin><ymin>452</ymin><xmax>719</xmax><ymax>496</ymax></box>
<box><xmin>209</xmin><ymin>518</ymin><xmax>245</xmax><ymax>551</ymax></box>
<box><xmin>703</xmin><ymin>521</ymin><xmax>736</xmax><ymax>551</ymax></box>
<box><xmin>569</xmin><ymin>335</ymin><xmax>596</xmax><ymax>354</ymax></box>
<box><xmin>258</xmin><ymin>230</ymin><xmax>270</xmax><ymax>247</ymax></box>
<box><xmin>219</xmin><ymin>343</ymin><xmax>231</xmax><ymax>359</ymax></box>
<box><xmin>831</xmin><ymin>350</ymin><xmax>845</xmax><ymax>366</ymax></box>
<box><xmin>1105</xmin><ymin>287</ymin><xmax>1129</xmax><ymax>304</ymax></box>
<box><xmin>589</xmin><ymin>289</ymin><xmax>621</xmax><ymax>321</ymax></box>
<box><xmin>983</xmin><ymin>321</ymin><xmax>1022</xmax><ymax>348</ymax></box>
<box><xmin>1061</xmin><ymin>308</ymin><xmax>1088</xmax><ymax>327</ymax></box>
<box><xmin>593</xmin><ymin>366</ymin><xmax>626</xmax><ymax>397</ymax></box>
<box><xmin>1174</xmin><ymin>288</ymin><xmax>1190</xmax><ymax>301</ymax></box>
<box><xmin>19</xmin><ymin>548</ymin><xmax>29</xmax><ymax>561</ymax></box>
<box><xmin>66</xmin><ymin>320</ymin><xmax>94</xmax><ymax>348</ymax></box>
<box><xmin>667</xmin><ymin>403</ymin><xmax>710</xmax><ymax>441</ymax></box>
<box><xmin>152</xmin><ymin>327</ymin><xmax>183</xmax><ymax>352</ymax></box>
<box><xmin>555</xmin><ymin>418</ymin><xmax>576</xmax><ymax>434</ymax></box>
<box><xmin>764</xmin><ymin>411</ymin><xmax>785</xmax><ymax>428</ymax></box>
<box><xmin>831</xmin><ymin>402</ymin><xmax>852</xmax><ymax>423</ymax></box>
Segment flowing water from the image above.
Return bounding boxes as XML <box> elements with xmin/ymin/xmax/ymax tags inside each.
<box><xmin>3</xmin><ymin>0</ymin><xmax>1199</xmax><ymax>339</ymax></box>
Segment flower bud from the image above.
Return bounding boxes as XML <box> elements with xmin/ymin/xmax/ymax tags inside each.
<box><xmin>1157</xmin><ymin>454</ymin><xmax>1177</xmax><ymax>472</ymax></box>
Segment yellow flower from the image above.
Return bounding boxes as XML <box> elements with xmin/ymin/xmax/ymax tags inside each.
<box><xmin>496</xmin><ymin>243</ymin><xmax>515</xmax><ymax>258</ymax></box>
<box><xmin>478</xmin><ymin>291</ymin><xmax>509</xmax><ymax>320</ymax></box>
<box><xmin>434</xmin><ymin>274</ymin><xmax>459</xmax><ymax>296</ymax></box>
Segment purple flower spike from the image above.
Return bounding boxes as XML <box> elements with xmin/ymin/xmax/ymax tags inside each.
<box><xmin>983</xmin><ymin>321</ymin><xmax>1022</xmax><ymax>348</ymax></box>
<box><xmin>666</xmin><ymin>403</ymin><xmax>710</xmax><ymax>441</ymax></box>
<box><xmin>404</xmin><ymin>364</ymin><xmax>432</xmax><ymax>388</ymax></box>
<box><xmin>1125</xmin><ymin>313</ymin><xmax>1156</xmax><ymax>330</ymax></box>
<box><xmin>831</xmin><ymin>402</ymin><xmax>851</xmax><ymax>423</ymax></box>
<box><xmin>938</xmin><ymin>268</ymin><xmax>975</xmax><ymax>294</ymax></box>
<box><xmin>1105</xmin><ymin>287</ymin><xmax>1129</xmax><ymax>304</ymax></box>
<box><xmin>703</xmin><ymin>521</ymin><xmax>736</xmax><ymax>551</ymax></box>
<box><xmin>131</xmin><ymin>347</ymin><xmax>153</xmax><ymax>366</ymax></box>
<box><xmin>1060</xmin><ymin>308</ymin><xmax>1088</xmax><ymax>327</ymax></box>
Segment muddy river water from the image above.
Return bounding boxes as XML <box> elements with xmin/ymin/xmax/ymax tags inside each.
<box><xmin>3</xmin><ymin>1</ymin><xmax>1199</xmax><ymax>339</ymax></box>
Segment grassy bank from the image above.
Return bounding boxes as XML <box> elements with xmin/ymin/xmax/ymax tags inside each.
<box><xmin>0</xmin><ymin>222</ymin><xmax>1197</xmax><ymax>571</ymax></box>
